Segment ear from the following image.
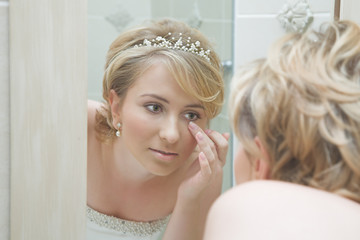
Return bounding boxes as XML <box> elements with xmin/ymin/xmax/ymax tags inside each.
<box><xmin>253</xmin><ymin>136</ymin><xmax>271</xmax><ymax>180</ymax></box>
<box><xmin>109</xmin><ymin>89</ymin><xmax>122</xmax><ymax>127</ymax></box>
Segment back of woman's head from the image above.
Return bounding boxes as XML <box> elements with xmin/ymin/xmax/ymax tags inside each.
<box><xmin>230</xmin><ymin>20</ymin><xmax>360</xmax><ymax>203</ymax></box>
<box><xmin>96</xmin><ymin>18</ymin><xmax>224</xmax><ymax>141</ymax></box>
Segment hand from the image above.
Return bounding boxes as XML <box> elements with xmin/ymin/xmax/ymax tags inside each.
<box><xmin>177</xmin><ymin>121</ymin><xmax>229</xmax><ymax>204</ymax></box>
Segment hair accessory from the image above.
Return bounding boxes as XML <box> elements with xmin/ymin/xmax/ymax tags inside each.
<box><xmin>134</xmin><ymin>32</ymin><xmax>211</xmax><ymax>62</ymax></box>
<box><xmin>116</xmin><ymin>122</ymin><xmax>122</xmax><ymax>137</ymax></box>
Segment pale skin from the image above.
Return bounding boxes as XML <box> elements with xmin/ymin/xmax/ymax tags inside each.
<box><xmin>87</xmin><ymin>61</ymin><xmax>229</xmax><ymax>239</ymax></box>
<box><xmin>203</xmin><ymin>138</ymin><xmax>360</xmax><ymax>240</ymax></box>
<box><xmin>204</xmin><ymin>180</ymin><xmax>360</xmax><ymax>240</ymax></box>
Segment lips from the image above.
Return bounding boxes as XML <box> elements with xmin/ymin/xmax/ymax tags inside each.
<box><xmin>149</xmin><ymin>148</ymin><xmax>179</xmax><ymax>162</ymax></box>
<box><xmin>149</xmin><ymin>148</ymin><xmax>178</xmax><ymax>156</ymax></box>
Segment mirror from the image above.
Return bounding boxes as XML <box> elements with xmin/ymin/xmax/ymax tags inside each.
<box><xmin>88</xmin><ymin>0</ymin><xmax>234</xmax><ymax>191</ymax></box>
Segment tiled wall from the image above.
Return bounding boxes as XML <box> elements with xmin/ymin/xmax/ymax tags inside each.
<box><xmin>151</xmin><ymin>0</ymin><xmax>233</xmax><ymax>63</ymax></box>
<box><xmin>88</xmin><ymin>0</ymin><xmax>234</xmax><ymax>191</ymax></box>
<box><xmin>0</xmin><ymin>1</ymin><xmax>9</xmax><ymax>239</ymax></box>
<box><xmin>234</xmin><ymin>0</ymin><xmax>334</xmax><ymax>67</ymax></box>
<box><xmin>88</xmin><ymin>0</ymin><xmax>152</xmax><ymax>101</ymax></box>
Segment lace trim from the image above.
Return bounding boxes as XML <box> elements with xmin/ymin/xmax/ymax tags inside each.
<box><xmin>87</xmin><ymin>206</ymin><xmax>170</xmax><ymax>237</ymax></box>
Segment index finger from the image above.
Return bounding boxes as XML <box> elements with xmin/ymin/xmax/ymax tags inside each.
<box><xmin>188</xmin><ymin>121</ymin><xmax>205</xmax><ymax>136</ymax></box>
<box><xmin>222</xmin><ymin>132</ymin><xmax>230</xmax><ymax>141</ymax></box>
<box><xmin>188</xmin><ymin>121</ymin><xmax>217</xmax><ymax>161</ymax></box>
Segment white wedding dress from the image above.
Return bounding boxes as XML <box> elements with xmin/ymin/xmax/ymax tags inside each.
<box><xmin>86</xmin><ymin>206</ymin><xmax>170</xmax><ymax>240</ymax></box>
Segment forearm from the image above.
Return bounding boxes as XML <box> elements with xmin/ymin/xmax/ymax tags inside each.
<box><xmin>162</xmin><ymin>197</ymin><xmax>211</xmax><ymax>240</ymax></box>
<box><xmin>161</xmin><ymin>122</ymin><xmax>228</xmax><ymax>239</ymax></box>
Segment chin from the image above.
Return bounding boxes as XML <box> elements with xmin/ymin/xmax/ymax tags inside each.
<box><xmin>147</xmin><ymin>164</ymin><xmax>180</xmax><ymax>177</ymax></box>
<box><xmin>150</xmin><ymin>168</ymin><xmax>176</xmax><ymax>177</ymax></box>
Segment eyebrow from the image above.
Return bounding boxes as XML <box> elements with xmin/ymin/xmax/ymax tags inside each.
<box><xmin>140</xmin><ymin>94</ymin><xmax>205</xmax><ymax>109</ymax></box>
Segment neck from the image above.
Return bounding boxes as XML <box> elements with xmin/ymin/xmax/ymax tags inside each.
<box><xmin>102</xmin><ymin>138</ymin><xmax>160</xmax><ymax>185</ymax></box>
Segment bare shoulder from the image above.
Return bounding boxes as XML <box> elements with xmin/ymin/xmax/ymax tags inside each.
<box><xmin>212</xmin><ymin>180</ymin><xmax>360</xmax><ymax>207</ymax></box>
<box><xmin>87</xmin><ymin>99</ymin><xmax>103</xmax><ymax>132</ymax></box>
<box><xmin>204</xmin><ymin>180</ymin><xmax>360</xmax><ymax>240</ymax></box>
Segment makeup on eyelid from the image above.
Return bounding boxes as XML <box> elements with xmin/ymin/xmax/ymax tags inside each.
<box><xmin>142</xmin><ymin>98</ymin><xmax>203</xmax><ymax>121</ymax></box>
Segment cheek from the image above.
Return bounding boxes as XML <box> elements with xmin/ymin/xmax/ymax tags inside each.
<box><xmin>122</xmin><ymin>109</ymin><xmax>150</xmax><ymax>139</ymax></box>
<box><xmin>234</xmin><ymin>147</ymin><xmax>253</xmax><ymax>185</ymax></box>
<box><xmin>181</xmin><ymin>127</ymin><xmax>198</xmax><ymax>154</ymax></box>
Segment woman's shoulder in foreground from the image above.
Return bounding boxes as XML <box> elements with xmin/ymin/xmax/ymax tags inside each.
<box><xmin>204</xmin><ymin>180</ymin><xmax>360</xmax><ymax>240</ymax></box>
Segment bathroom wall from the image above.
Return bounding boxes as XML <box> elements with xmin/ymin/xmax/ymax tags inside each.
<box><xmin>340</xmin><ymin>0</ymin><xmax>360</xmax><ymax>24</ymax></box>
<box><xmin>0</xmin><ymin>1</ymin><xmax>9</xmax><ymax>239</ymax></box>
<box><xmin>88</xmin><ymin>0</ymin><xmax>234</xmax><ymax>191</ymax></box>
<box><xmin>151</xmin><ymin>0</ymin><xmax>233</xmax><ymax>64</ymax></box>
<box><xmin>88</xmin><ymin>0</ymin><xmax>152</xmax><ymax>101</ymax></box>
<box><xmin>234</xmin><ymin>0</ymin><xmax>335</xmax><ymax>67</ymax></box>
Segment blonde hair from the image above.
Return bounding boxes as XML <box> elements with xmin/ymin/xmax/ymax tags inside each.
<box><xmin>96</xmin><ymin>19</ymin><xmax>224</xmax><ymax>141</ymax></box>
<box><xmin>230</xmin><ymin>20</ymin><xmax>360</xmax><ymax>203</ymax></box>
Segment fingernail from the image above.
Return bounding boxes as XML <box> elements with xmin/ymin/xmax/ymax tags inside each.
<box><xmin>189</xmin><ymin>121</ymin><xmax>197</xmax><ymax>130</ymax></box>
<box><xmin>205</xmin><ymin>129</ymin><xmax>212</xmax><ymax>134</ymax></box>
<box><xmin>196</xmin><ymin>131</ymin><xmax>203</xmax><ymax>141</ymax></box>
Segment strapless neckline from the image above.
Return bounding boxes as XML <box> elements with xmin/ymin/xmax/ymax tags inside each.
<box><xmin>86</xmin><ymin>206</ymin><xmax>170</xmax><ymax>237</ymax></box>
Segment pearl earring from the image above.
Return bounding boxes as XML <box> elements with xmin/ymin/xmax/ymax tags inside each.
<box><xmin>116</xmin><ymin>122</ymin><xmax>122</xmax><ymax>137</ymax></box>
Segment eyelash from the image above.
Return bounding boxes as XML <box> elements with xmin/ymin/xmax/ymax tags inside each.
<box><xmin>144</xmin><ymin>104</ymin><xmax>201</xmax><ymax>121</ymax></box>
<box><xmin>145</xmin><ymin>103</ymin><xmax>162</xmax><ymax>113</ymax></box>
<box><xmin>184</xmin><ymin>112</ymin><xmax>201</xmax><ymax>121</ymax></box>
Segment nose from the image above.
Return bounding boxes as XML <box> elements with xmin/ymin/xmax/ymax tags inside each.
<box><xmin>159</xmin><ymin>117</ymin><xmax>180</xmax><ymax>144</ymax></box>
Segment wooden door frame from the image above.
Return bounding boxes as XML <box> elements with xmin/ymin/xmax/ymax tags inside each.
<box><xmin>9</xmin><ymin>0</ymin><xmax>87</xmax><ymax>239</ymax></box>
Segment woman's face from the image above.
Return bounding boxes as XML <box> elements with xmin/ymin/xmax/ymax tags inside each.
<box><xmin>118</xmin><ymin>61</ymin><xmax>208</xmax><ymax>176</ymax></box>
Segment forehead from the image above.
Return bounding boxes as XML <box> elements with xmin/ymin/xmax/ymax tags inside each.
<box><xmin>132</xmin><ymin>61</ymin><xmax>176</xmax><ymax>89</ymax></box>
<box><xmin>139</xmin><ymin>55</ymin><xmax>196</xmax><ymax>89</ymax></box>
<box><xmin>127</xmin><ymin>62</ymin><xmax>201</xmax><ymax>104</ymax></box>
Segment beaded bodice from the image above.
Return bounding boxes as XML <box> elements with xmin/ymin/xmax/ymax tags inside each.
<box><xmin>86</xmin><ymin>206</ymin><xmax>170</xmax><ymax>238</ymax></box>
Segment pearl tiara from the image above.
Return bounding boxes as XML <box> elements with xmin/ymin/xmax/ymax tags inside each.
<box><xmin>134</xmin><ymin>32</ymin><xmax>211</xmax><ymax>62</ymax></box>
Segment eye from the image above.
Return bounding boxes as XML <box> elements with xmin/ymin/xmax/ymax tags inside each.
<box><xmin>145</xmin><ymin>104</ymin><xmax>162</xmax><ymax>113</ymax></box>
<box><xmin>184</xmin><ymin>112</ymin><xmax>200</xmax><ymax>121</ymax></box>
